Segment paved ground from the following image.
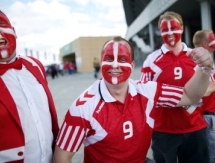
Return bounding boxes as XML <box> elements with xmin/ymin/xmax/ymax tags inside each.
<box><xmin>48</xmin><ymin>66</ymin><xmax>153</xmax><ymax>163</ymax></box>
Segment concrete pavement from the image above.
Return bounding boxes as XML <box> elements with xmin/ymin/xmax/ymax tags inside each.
<box><xmin>48</xmin><ymin>66</ymin><xmax>153</xmax><ymax>163</ymax></box>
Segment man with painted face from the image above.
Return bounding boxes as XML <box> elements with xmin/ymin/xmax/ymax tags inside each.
<box><xmin>0</xmin><ymin>11</ymin><xmax>59</xmax><ymax>163</ymax></box>
<box><xmin>53</xmin><ymin>36</ymin><xmax>213</xmax><ymax>163</ymax></box>
<box><xmin>193</xmin><ymin>29</ymin><xmax>215</xmax><ymax>163</ymax></box>
<box><xmin>140</xmin><ymin>11</ymin><xmax>212</xmax><ymax>163</ymax></box>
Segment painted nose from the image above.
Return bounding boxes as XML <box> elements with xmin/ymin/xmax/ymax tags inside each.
<box><xmin>167</xmin><ymin>30</ymin><xmax>173</xmax><ymax>35</ymax></box>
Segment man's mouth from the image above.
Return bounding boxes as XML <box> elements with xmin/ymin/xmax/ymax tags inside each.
<box><xmin>0</xmin><ymin>39</ymin><xmax>7</xmax><ymax>47</ymax></box>
<box><xmin>167</xmin><ymin>35</ymin><xmax>175</xmax><ymax>41</ymax></box>
<box><xmin>109</xmin><ymin>71</ymin><xmax>122</xmax><ymax>76</ymax></box>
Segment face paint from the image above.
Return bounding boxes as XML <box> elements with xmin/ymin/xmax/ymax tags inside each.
<box><xmin>208</xmin><ymin>32</ymin><xmax>215</xmax><ymax>50</ymax></box>
<box><xmin>101</xmin><ymin>41</ymin><xmax>132</xmax><ymax>84</ymax></box>
<box><xmin>160</xmin><ymin>19</ymin><xmax>182</xmax><ymax>46</ymax></box>
<box><xmin>0</xmin><ymin>12</ymin><xmax>16</xmax><ymax>59</ymax></box>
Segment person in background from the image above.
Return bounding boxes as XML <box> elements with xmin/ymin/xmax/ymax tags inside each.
<box><xmin>0</xmin><ymin>10</ymin><xmax>59</xmax><ymax>163</ymax></box>
<box><xmin>140</xmin><ymin>11</ymin><xmax>211</xmax><ymax>163</ymax></box>
<box><xmin>193</xmin><ymin>29</ymin><xmax>215</xmax><ymax>163</ymax></box>
<box><xmin>50</xmin><ymin>63</ymin><xmax>58</xmax><ymax>79</ymax></box>
<box><xmin>93</xmin><ymin>57</ymin><xmax>100</xmax><ymax>78</ymax></box>
<box><xmin>68</xmin><ymin>62</ymin><xmax>75</xmax><ymax>75</ymax></box>
<box><xmin>53</xmin><ymin>36</ymin><xmax>212</xmax><ymax>163</ymax></box>
<box><xmin>58</xmin><ymin>63</ymin><xmax>65</xmax><ymax>76</ymax></box>
<box><xmin>64</xmin><ymin>61</ymin><xmax>69</xmax><ymax>74</ymax></box>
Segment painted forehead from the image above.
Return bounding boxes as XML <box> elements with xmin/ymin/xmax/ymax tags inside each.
<box><xmin>0</xmin><ymin>12</ymin><xmax>11</xmax><ymax>26</ymax></box>
<box><xmin>103</xmin><ymin>40</ymin><xmax>131</xmax><ymax>55</ymax></box>
<box><xmin>160</xmin><ymin>19</ymin><xmax>182</xmax><ymax>30</ymax></box>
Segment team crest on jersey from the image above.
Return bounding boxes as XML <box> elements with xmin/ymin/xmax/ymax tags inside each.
<box><xmin>76</xmin><ymin>91</ymin><xmax>94</xmax><ymax>106</ymax></box>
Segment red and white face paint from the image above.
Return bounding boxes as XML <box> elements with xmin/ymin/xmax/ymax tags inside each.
<box><xmin>0</xmin><ymin>12</ymin><xmax>16</xmax><ymax>59</ymax></box>
<box><xmin>101</xmin><ymin>41</ymin><xmax>133</xmax><ymax>85</ymax></box>
<box><xmin>208</xmin><ymin>32</ymin><xmax>215</xmax><ymax>50</ymax></box>
<box><xmin>160</xmin><ymin>19</ymin><xmax>183</xmax><ymax>46</ymax></box>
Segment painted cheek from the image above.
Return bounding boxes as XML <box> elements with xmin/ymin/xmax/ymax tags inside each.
<box><xmin>101</xmin><ymin>64</ymin><xmax>132</xmax><ymax>84</ymax></box>
<box><xmin>161</xmin><ymin>35</ymin><xmax>169</xmax><ymax>44</ymax></box>
<box><xmin>117</xmin><ymin>66</ymin><xmax>132</xmax><ymax>83</ymax></box>
<box><xmin>162</xmin><ymin>33</ymin><xmax>181</xmax><ymax>46</ymax></box>
<box><xmin>0</xmin><ymin>33</ymin><xmax>16</xmax><ymax>59</ymax></box>
<box><xmin>101</xmin><ymin>64</ymin><xmax>113</xmax><ymax>84</ymax></box>
<box><xmin>209</xmin><ymin>33</ymin><xmax>215</xmax><ymax>50</ymax></box>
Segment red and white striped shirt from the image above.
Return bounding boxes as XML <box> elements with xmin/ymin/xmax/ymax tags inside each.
<box><xmin>56</xmin><ymin>79</ymin><xmax>183</xmax><ymax>162</ymax></box>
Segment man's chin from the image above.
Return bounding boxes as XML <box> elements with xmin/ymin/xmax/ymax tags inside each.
<box><xmin>0</xmin><ymin>51</ymin><xmax>16</xmax><ymax>63</ymax></box>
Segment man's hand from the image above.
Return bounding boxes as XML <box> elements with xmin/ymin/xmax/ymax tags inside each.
<box><xmin>188</xmin><ymin>47</ymin><xmax>213</xmax><ymax>74</ymax></box>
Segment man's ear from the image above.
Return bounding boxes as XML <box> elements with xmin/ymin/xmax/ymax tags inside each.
<box><xmin>202</xmin><ymin>40</ymin><xmax>208</xmax><ymax>48</ymax></box>
<box><xmin>181</xmin><ymin>26</ymin><xmax>184</xmax><ymax>33</ymax></box>
<box><xmin>131</xmin><ymin>61</ymin><xmax>135</xmax><ymax>71</ymax></box>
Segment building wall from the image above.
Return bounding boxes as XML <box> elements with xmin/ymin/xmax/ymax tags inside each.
<box><xmin>60</xmin><ymin>36</ymin><xmax>115</xmax><ymax>73</ymax></box>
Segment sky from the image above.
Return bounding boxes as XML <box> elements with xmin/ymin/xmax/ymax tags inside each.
<box><xmin>0</xmin><ymin>0</ymin><xmax>127</xmax><ymax>65</ymax></box>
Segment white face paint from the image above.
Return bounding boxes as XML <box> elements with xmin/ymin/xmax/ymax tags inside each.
<box><xmin>112</xmin><ymin>42</ymin><xmax>118</xmax><ymax>68</ymax></box>
<box><xmin>208</xmin><ymin>32</ymin><xmax>215</xmax><ymax>50</ymax></box>
<box><xmin>1</xmin><ymin>50</ymin><xmax>8</xmax><ymax>58</ymax></box>
<box><xmin>112</xmin><ymin>77</ymin><xmax>118</xmax><ymax>85</ymax></box>
<box><xmin>209</xmin><ymin>40</ymin><xmax>215</xmax><ymax>47</ymax></box>
<box><xmin>0</xmin><ymin>27</ymin><xmax>16</xmax><ymax>37</ymax></box>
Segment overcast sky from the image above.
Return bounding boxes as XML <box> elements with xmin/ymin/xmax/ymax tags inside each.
<box><xmin>0</xmin><ymin>0</ymin><xmax>127</xmax><ymax>65</ymax></box>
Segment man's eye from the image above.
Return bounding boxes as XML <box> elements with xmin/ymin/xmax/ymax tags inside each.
<box><xmin>105</xmin><ymin>57</ymin><xmax>113</xmax><ymax>62</ymax></box>
<box><xmin>171</xmin><ymin>28</ymin><xmax>178</xmax><ymax>31</ymax></box>
<box><xmin>0</xmin><ymin>22</ymin><xmax>6</xmax><ymax>26</ymax></box>
<box><xmin>161</xmin><ymin>29</ymin><xmax>168</xmax><ymax>32</ymax></box>
<box><xmin>119</xmin><ymin>57</ymin><xmax>126</xmax><ymax>62</ymax></box>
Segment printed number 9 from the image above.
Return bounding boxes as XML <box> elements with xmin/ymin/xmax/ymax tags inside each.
<box><xmin>174</xmin><ymin>67</ymin><xmax>182</xmax><ymax>80</ymax></box>
<box><xmin>123</xmin><ymin>121</ymin><xmax>133</xmax><ymax>140</ymax></box>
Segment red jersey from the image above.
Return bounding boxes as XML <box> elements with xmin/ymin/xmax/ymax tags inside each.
<box><xmin>56</xmin><ymin>79</ymin><xmax>183</xmax><ymax>163</ymax></box>
<box><xmin>140</xmin><ymin>43</ymin><xmax>207</xmax><ymax>133</ymax></box>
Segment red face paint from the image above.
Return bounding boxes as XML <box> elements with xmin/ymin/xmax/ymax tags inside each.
<box><xmin>0</xmin><ymin>12</ymin><xmax>16</xmax><ymax>59</ymax></box>
<box><xmin>160</xmin><ymin>19</ymin><xmax>182</xmax><ymax>46</ymax></box>
<box><xmin>208</xmin><ymin>32</ymin><xmax>215</xmax><ymax>50</ymax></box>
<box><xmin>101</xmin><ymin>41</ymin><xmax>132</xmax><ymax>84</ymax></box>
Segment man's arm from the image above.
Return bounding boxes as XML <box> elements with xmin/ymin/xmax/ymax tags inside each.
<box><xmin>177</xmin><ymin>47</ymin><xmax>213</xmax><ymax>106</ymax></box>
<box><xmin>53</xmin><ymin>145</ymin><xmax>75</xmax><ymax>163</ymax></box>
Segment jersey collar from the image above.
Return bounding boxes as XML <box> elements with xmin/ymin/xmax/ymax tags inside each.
<box><xmin>161</xmin><ymin>42</ymin><xmax>188</xmax><ymax>54</ymax></box>
<box><xmin>100</xmin><ymin>78</ymin><xmax>137</xmax><ymax>103</ymax></box>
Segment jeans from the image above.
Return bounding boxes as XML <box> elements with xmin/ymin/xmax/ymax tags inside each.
<box><xmin>152</xmin><ymin>128</ymin><xmax>209</xmax><ymax>163</ymax></box>
<box><xmin>204</xmin><ymin>115</ymin><xmax>215</xmax><ymax>163</ymax></box>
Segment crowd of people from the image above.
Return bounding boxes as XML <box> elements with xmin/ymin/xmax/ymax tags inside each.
<box><xmin>1</xmin><ymin>9</ymin><xmax>215</xmax><ymax>163</ymax></box>
<box><xmin>45</xmin><ymin>61</ymin><xmax>77</xmax><ymax>79</ymax></box>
